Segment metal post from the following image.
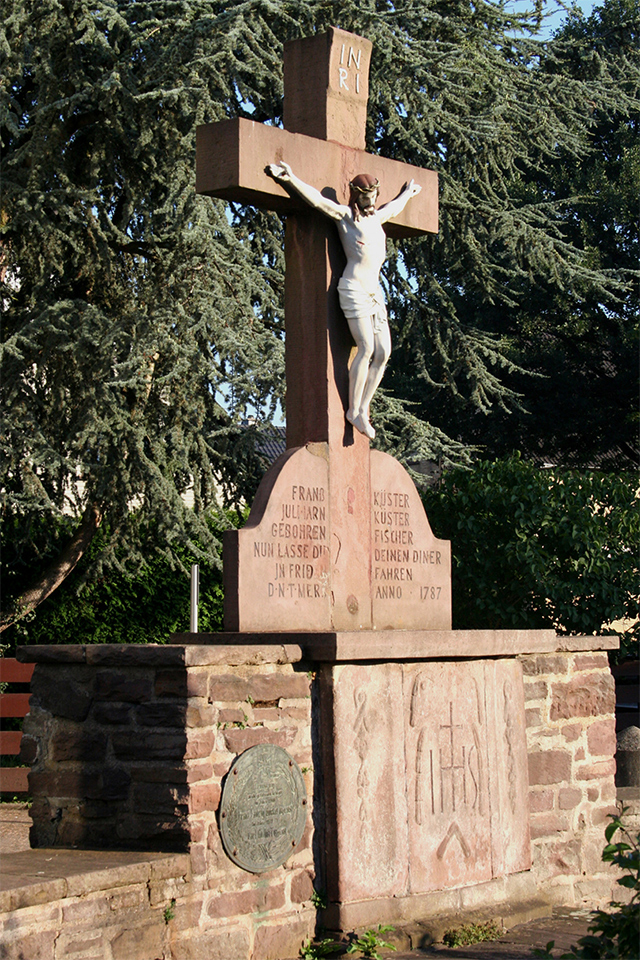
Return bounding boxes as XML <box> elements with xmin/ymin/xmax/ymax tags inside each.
<box><xmin>190</xmin><ymin>564</ymin><xmax>199</xmax><ymax>633</ymax></box>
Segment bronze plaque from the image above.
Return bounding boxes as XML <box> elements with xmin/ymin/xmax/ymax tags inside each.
<box><xmin>219</xmin><ymin>744</ymin><xmax>308</xmax><ymax>873</ymax></box>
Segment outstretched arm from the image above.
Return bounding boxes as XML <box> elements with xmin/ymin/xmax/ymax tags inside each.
<box><xmin>377</xmin><ymin>179</ymin><xmax>422</xmax><ymax>224</ymax></box>
<box><xmin>268</xmin><ymin>162</ymin><xmax>348</xmax><ymax>222</ymax></box>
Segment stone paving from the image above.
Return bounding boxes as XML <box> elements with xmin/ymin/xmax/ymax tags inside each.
<box><xmin>391</xmin><ymin>910</ymin><xmax>593</xmax><ymax>959</ymax></box>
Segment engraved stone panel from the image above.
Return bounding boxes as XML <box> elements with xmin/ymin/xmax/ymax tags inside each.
<box><xmin>370</xmin><ymin>450</ymin><xmax>451</xmax><ymax>630</ymax></box>
<box><xmin>224</xmin><ymin>445</ymin><xmax>451</xmax><ymax>633</ymax></box>
<box><xmin>404</xmin><ymin>661</ymin><xmax>493</xmax><ymax>893</ymax></box>
<box><xmin>484</xmin><ymin>659</ymin><xmax>532</xmax><ymax>877</ymax></box>
<box><xmin>219</xmin><ymin>744</ymin><xmax>308</xmax><ymax>873</ymax></box>
<box><xmin>224</xmin><ymin>445</ymin><xmax>331</xmax><ymax>631</ymax></box>
<box><xmin>331</xmin><ymin>663</ymin><xmax>409</xmax><ymax>901</ymax></box>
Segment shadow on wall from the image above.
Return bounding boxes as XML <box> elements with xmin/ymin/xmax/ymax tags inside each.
<box><xmin>23</xmin><ymin>658</ymin><xmax>190</xmax><ymax>852</ymax></box>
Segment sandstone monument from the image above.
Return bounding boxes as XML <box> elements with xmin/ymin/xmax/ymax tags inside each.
<box><xmin>6</xmin><ymin>29</ymin><xmax>621</xmax><ymax>960</ymax></box>
<box><xmin>196</xmin><ymin>28</ymin><xmax>449</xmax><ymax>635</ymax></box>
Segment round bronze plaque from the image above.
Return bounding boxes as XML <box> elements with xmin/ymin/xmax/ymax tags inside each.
<box><xmin>219</xmin><ymin>744</ymin><xmax>308</xmax><ymax>873</ymax></box>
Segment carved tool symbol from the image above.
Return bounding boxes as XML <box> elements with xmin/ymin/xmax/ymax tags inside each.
<box><xmin>436</xmin><ymin>821</ymin><xmax>471</xmax><ymax>860</ymax></box>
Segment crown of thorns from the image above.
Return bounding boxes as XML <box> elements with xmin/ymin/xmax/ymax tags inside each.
<box><xmin>349</xmin><ymin>177</ymin><xmax>379</xmax><ymax>193</ymax></box>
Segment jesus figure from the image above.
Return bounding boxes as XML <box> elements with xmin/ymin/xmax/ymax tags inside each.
<box><xmin>268</xmin><ymin>162</ymin><xmax>421</xmax><ymax>440</ymax></box>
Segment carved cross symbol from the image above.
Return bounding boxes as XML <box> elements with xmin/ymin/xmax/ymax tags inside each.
<box><xmin>196</xmin><ymin>29</ymin><xmax>443</xmax><ymax>631</ymax></box>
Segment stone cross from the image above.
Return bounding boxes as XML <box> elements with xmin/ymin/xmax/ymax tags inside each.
<box><xmin>196</xmin><ymin>28</ymin><xmax>451</xmax><ymax>633</ymax></box>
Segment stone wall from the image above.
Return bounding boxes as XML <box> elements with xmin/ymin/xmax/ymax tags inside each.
<box><xmin>522</xmin><ymin>650</ymin><xmax>619</xmax><ymax>906</ymax></box>
<box><xmin>6</xmin><ymin>636</ymin><xmax>622</xmax><ymax>960</ymax></box>
<box><xmin>21</xmin><ymin>644</ymin><xmax>317</xmax><ymax>960</ymax></box>
<box><xmin>0</xmin><ymin>850</ymin><xmax>190</xmax><ymax>960</ymax></box>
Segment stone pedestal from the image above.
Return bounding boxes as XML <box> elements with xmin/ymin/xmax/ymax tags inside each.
<box><xmin>17</xmin><ymin>632</ymin><xmax>620</xmax><ymax>960</ymax></box>
<box><xmin>317</xmin><ymin>658</ymin><xmax>532</xmax><ymax>927</ymax></box>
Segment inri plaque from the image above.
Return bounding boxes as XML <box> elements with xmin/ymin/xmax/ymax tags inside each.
<box><xmin>219</xmin><ymin>744</ymin><xmax>308</xmax><ymax>873</ymax></box>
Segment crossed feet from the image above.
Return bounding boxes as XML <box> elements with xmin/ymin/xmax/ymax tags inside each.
<box><xmin>346</xmin><ymin>409</ymin><xmax>375</xmax><ymax>440</ymax></box>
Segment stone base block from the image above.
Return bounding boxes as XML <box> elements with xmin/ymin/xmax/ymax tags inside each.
<box><xmin>322</xmin><ymin>870</ymin><xmax>547</xmax><ymax>933</ymax></box>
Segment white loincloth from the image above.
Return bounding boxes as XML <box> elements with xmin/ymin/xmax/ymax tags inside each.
<box><xmin>338</xmin><ymin>278</ymin><xmax>388</xmax><ymax>334</ymax></box>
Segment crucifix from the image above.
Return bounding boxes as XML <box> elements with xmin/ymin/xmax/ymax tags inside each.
<box><xmin>196</xmin><ymin>28</ymin><xmax>450</xmax><ymax>634</ymax></box>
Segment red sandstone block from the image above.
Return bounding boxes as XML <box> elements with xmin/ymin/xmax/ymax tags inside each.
<box><xmin>550</xmin><ymin>674</ymin><xmax>615</xmax><ymax>721</ymax></box>
<box><xmin>575</xmin><ymin>747</ymin><xmax>585</xmax><ymax>761</ymax></box>
<box><xmin>135</xmin><ymin>702</ymin><xmax>187</xmax><ymax>727</ymax></box>
<box><xmin>109</xmin><ymin>922</ymin><xmax>164</xmax><ymax>960</ymax></box>
<box><xmin>170</xmin><ymin>926</ymin><xmax>250</xmax><ymax>960</ymax></box>
<box><xmin>252</xmin><ymin>919</ymin><xmax>311</xmax><ymax>960</ymax></box>
<box><xmin>600</xmin><ymin>780</ymin><xmax>617</xmax><ymax>801</ymax></box>
<box><xmin>18</xmin><ymin>734</ymin><xmax>38</xmax><ymax>765</ymax></box>
<box><xmin>528</xmin><ymin>751</ymin><xmax>572</xmax><ymax>785</ymax></box>
<box><xmin>253</xmin><ymin>707</ymin><xmax>280</xmax><ymax>721</ymax></box>
<box><xmin>536</xmin><ymin>837</ymin><xmax>582</xmax><ymax>878</ymax></box>
<box><xmin>209</xmin><ymin>675</ymin><xmax>249</xmax><ymax>702</ymax></box>
<box><xmin>190</xmin><ymin>843</ymin><xmax>207</xmax><ymax>876</ymax></box>
<box><xmin>112</xmin><ymin>731</ymin><xmax>186</xmax><ymax>761</ymax></box>
<box><xmin>185</xmin><ymin>731</ymin><xmax>214</xmax><ymax>760</ymax></box>
<box><xmin>63</xmin><ymin>895</ymin><xmax>110</xmax><ymax>923</ymax></box>
<box><xmin>529</xmin><ymin>812</ymin><xmax>570</xmax><ymax>840</ymax></box>
<box><xmin>218</xmin><ymin>708</ymin><xmax>246</xmax><ymax>723</ymax></box>
<box><xmin>0</xmin><ymin>929</ymin><xmax>58</xmax><ymax>959</ymax></box>
<box><xmin>213</xmin><ymin>761</ymin><xmax>232</xmax><ymax>776</ymax></box>
<box><xmin>206</xmin><ymin>883</ymin><xmax>285</xmax><ymax>919</ymax></box>
<box><xmin>587</xmin><ymin>719</ymin><xmax>616</xmax><ymax>757</ymax></box>
<box><xmin>48</xmin><ymin>721</ymin><xmax>102</xmax><ymax>762</ymax></box>
<box><xmin>592</xmin><ymin>804</ymin><xmax>619</xmax><ymax>826</ymax></box>
<box><xmin>171</xmin><ymin>895</ymin><xmax>204</xmax><ymax>932</ymax></box>
<box><xmin>186</xmin><ymin>704</ymin><xmax>218</xmax><ymax>728</ymax></box>
<box><xmin>91</xmin><ymin>702</ymin><xmax>132</xmax><ymax>725</ymax></box>
<box><xmin>561</xmin><ymin>725</ymin><xmax>582</xmax><ymax>742</ymax></box>
<box><xmin>189</xmin><ymin>783</ymin><xmax>221</xmax><ymax>814</ymax></box>
<box><xmin>186</xmin><ymin>762</ymin><xmax>213</xmax><ymax>783</ymax></box>
<box><xmin>248</xmin><ymin>674</ymin><xmax>310</xmax><ymax>701</ymax></box>
<box><xmin>29</xmin><ymin>770</ymin><xmax>93</xmax><ymax>799</ymax></box>
<box><xmin>574</xmin><ymin>654</ymin><xmax>608</xmax><ymax>671</ymax></box>
<box><xmin>521</xmin><ymin>656</ymin><xmax>569</xmax><ymax>677</ymax></box>
<box><xmin>57</xmin><ymin>930</ymin><xmax>103</xmax><ymax>957</ymax></box>
<box><xmin>529</xmin><ymin>789</ymin><xmax>554</xmax><ymax>813</ymax></box>
<box><xmin>281</xmin><ymin>705</ymin><xmax>311</xmax><ymax>719</ymax></box>
<box><xmin>525</xmin><ymin>709</ymin><xmax>542</xmax><ymax>728</ymax></box>
<box><xmin>223</xmin><ymin>727</ymin><xmax>296</xmax><ymax>754</ymax></box>
<box><xmin>587</xmin><ymin>786</ymin><xmax>599</xmax><ymax>802</ymax></box>
<box><xmin>576</xmin><ymin>759</ymin><xmax>616</xmax><ymax>780</ymax></box>
<box><xmin>290</xmin><ymin>870</ymin><xmax>315</xmax><ymax>903</ymax></box>
<box><xmin>155</xmin><ymin>669</ymin><xmax>207</xmax><ymax>698</ymax></box>
<box><xmin>95</xmin><ymin>672</ymin><xmax>153</xmax><ymax>703</ymax></box>
<box><xmin>558</xmin><ymin>787</ymin><xmax>583</xmax><ymax>809</ymax></box>
<box><xmin>133</xmin><ymin>782</ymin><xmax>189</xmax><ymax>814</ymax></box>
<box><xmin>189</xmin><ymin>820</ymin><xmax>205</xmax><ymax>843</ymax></box>
<box><xmin>129</xmin><ymin>762</ymin><xmax>188</xmax><ymax>783</ymax></box>
<box><xmin>523</xmin><ymin>680</ymin><xmax>548</xmax><ymax>701</ymax></box>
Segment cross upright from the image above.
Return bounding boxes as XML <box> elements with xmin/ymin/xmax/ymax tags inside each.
<box><xmin>196</xmin><ymin>28</ymin><xmax>450</xmax><ymax>634</ymax></box>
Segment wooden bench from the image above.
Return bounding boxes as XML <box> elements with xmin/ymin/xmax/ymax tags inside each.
<box><xmin>0</xmin><ymin>659</ymin><xmax>35</xmax><ymax>793</ymax></box>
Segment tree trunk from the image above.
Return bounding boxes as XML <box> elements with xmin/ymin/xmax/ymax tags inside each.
<box><xmin>0</xmin><ymin>503</ymin><xmax>103</xmax><ymax>633</ymax></box>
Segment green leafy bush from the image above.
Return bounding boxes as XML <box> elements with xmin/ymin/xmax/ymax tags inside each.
<box><xmin>422</xmin><ymin>456</ymin><xmax>639</xmax><ymax>650</ymax></box>
<box><xmin>1</xmin><ymin>511</ymin><xmax>243</xmax><ymax>647</ymax></box>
